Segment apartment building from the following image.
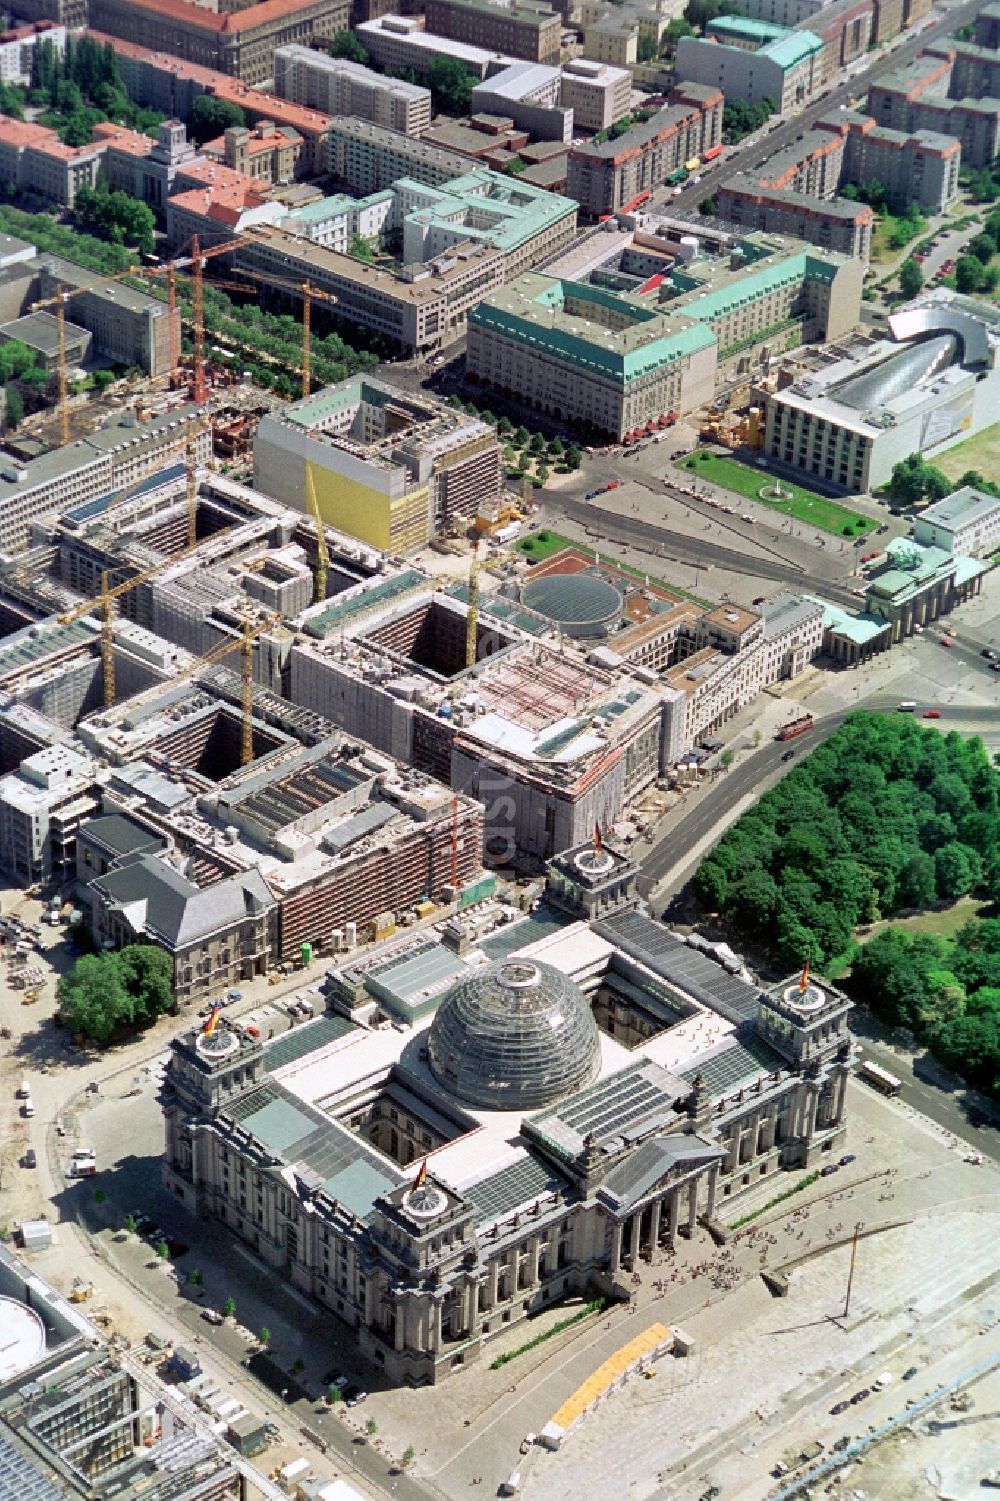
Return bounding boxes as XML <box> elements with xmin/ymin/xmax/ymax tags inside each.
<box><xmin>89</xmin><ymin>32</ymin><xmax>333</xmax><ymax>175</ymax></box>
<box><xmin>357</xmin><ymin>16</ymin><xmax>515</xmax><ymax>82</ymax></box>
<box><xmin>88</xmin><ymin>0</ymin><xmax>349</xmax><ymax>86</ymax></box>
<box><xmin>567</xmin><ymin>85</ymin><xmax>723</xmax><ymax>217</ymax></box>
<box><xmin>583</xmin><ymin>16</ymin><xmax>639</xmax><ymax>67</ymax></box>
<box><xmin>675</xmin><ymin>16</ymin><xmax>823</xmax><ymax>112</ymax></box>
<box><xmin>716</xmin><ymin>178</ymin><xmax>874</xmax><ymax>261</ymax></box>
<box><xmin>867</xmin><ymin>56</ymin><xmax>1000</xmax><ymax>168</ymax></box>
<box><xmin>424</xmin><ymin>0</ymin><xmax>562</xmax><ymax>64</ymax></box>
<box><xmin>4</xmin><ymin>0</ymin><xmax>84</xmax><ymax>25</ymax></box>
<box><xmin>834</xmin><ymin>115</ymin><xmax>960</xmax><ymax>214</ymax></box>
<box><xmin>37</xmin><ymin>258</ymin><xmax>178</xmax><ymax>378</ymax></box>
<box><xmin>559</xmin><ymin>58</ymin><xmax>633</xmax><ymax>133</ymax></box>
<box><xmin>0</xmin><ymin>20</ymin><xmax>65</xmax><ymax>86</ymax></box>
<box><xmin>254</xmin><ymin>377</ymin><xmax>502</xmax><ymax>550</ymax></box>
<box><xmin>202</xmin><ymin>119</ymin><xmax>303</xmax><ymax>183</ymax></box>
<box><xmin>327</xmin><ymin>118</ymin><xmax>469</xmax><ymax>192</ymax></box>
<box><xmin>755</xmin><ymin>127</ymin><xmax>844</xmax><ymax>196</ymax></box>
<box><xmin>0</xmin><ymin>117</ymin><xmax>103</xmax><ymax>208</ymax></box>
<box><xmin>272</xmin><ymin>42</ymin><xmax>431</xmax><ymax>135</ymax></box>
<box><xmin>234</xmin><ymin>227</ymin><xmax>504</xmax><ymax>355</ymax></box>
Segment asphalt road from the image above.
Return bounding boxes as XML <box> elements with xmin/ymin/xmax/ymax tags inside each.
<box><xmin>638</xmin><ymin>693</ymin><xmax>1000</xmax><ymax>902</ymax></box>
<box><xmin>663</xmin><ymin>0</ymin><xmax>986</xmax><ymax>220</ymax></box>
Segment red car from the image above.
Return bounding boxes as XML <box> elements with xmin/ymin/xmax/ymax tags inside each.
<box><xmin>941</xmin><ymin>638</ymin><xmax>954</xmax><ymax>648</ymax></box>
<box><xmin>923</xmin><ymin>709</ymin><xmax>941</xmax><ymax>719</ymax></box>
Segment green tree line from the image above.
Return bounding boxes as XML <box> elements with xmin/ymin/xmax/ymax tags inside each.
<box><xmin>693</xmin><ymin>713</ymin><xmax>1000</xmax><ymax>971</ymax></box>
<box><xmin>57</xmin><ymin>944</ymin><xmax>175</xmax><ymax>1044</ymax></box>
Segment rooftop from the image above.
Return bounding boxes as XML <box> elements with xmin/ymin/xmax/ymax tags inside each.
<box><xmin>918</xmin><ymin>484</ymin><xmax>1000</xmax><ymax>529</ymax></box>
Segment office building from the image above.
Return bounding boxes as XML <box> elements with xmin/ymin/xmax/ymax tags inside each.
<box><xmin>233</xmin><ymin>226</ymin><xmax>504</xmax><ymax>354</ymax></box>
<box><xmin>866</xmin><ymin>53</ymin><xmax>1000</xmax><ymax>168</ymax></box>
<box><xmin>470</xmin><ymin>61</ymin><xmax>571</xmax><ymax>142</ymax></box>
<box><xmin>913</xmin><ymin>485</ymin><xmax>1000</xmax><ymax>559</ymax></box>
<box><xmin>0</xmin><ymin>116</ymin><xmax>103</xmax><ymax>208</ymax></box>
<box><xmin>273</xmin><ymin>42</ymin><xmax>432</xmax><ymax>135</ymax></box>
<box><xmin>0</xmin><ymin>403</ymin><xmax>211</xmax><ymax>555</ymax></box>
<box><xmin>0</xmin><ymin>743</ymin><xmax>97</xmax><ymax>885</ymax></box>
<box><xmin>201</xmin><ymin>119</ymin><xmax>303</xmax><ymax>184</ymax></box>
<box><xmin>0</xmin><ymin>310</ymin><xmax>90</xmax><ymax>373</ymax></box>
<box><xmin>253</xmin><ymin>377</ymin><xmax>503</xmax><ymax>550</ymax></box>
<box><xmin>567</xmin><ymin>84</ymin><xmax>723</xmax><ymax>217</ymax></box>
<box><xmin>35</xmin><ymin>255</ymin><xmax>179</xmax><ymax>378</ymax></box>
<box><xmin>762</xmin><ymin>292</ymin><xmax>1000</xmax><ymax>492</ymax></box>
<box><xmin>357</xmin><ymin>16</ymin><xmax>516</xmax><ymax>81</ymax></box>
<box><xmin>424</xmin><ymin>0</ymin><xmax>562</xmax><ymax>64</ymax></box>
<box><xmin>88</xmin><ymin>0</ymin><xmax>350</xmax><ymax>87</ymax></box>
<box><xmin>559</xmin><ymin>58</ymin><xmax>633</xmax><ymax>133</ymax></box>
<box><xmin>162</xmin><ymin>847</ymin><xmax>853</xmax><ymax>1384</ymax></box>
<box><xmin>675</xmin><ymin>16</ymin><xmax>823</xmax><ymax>112</ymax></box>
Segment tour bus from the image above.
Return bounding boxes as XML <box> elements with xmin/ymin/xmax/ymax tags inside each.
<box><xmin>898</xmin><ymin>700</ymin><xmax>917</xmax><ymax>712</ymax></box>
<box><xmin>857</xmin><ymin>1059</ymin><xmax>902</xmax><ymax>1096</ymax></box>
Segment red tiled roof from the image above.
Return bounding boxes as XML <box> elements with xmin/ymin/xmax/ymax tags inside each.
<box><xmin>91</xmin><ymin>121</ymin><xmax>156</xmax><ymax>154</ymax></box>
<box><xmin>93</xmin><ymin>0</ymin><xmax>336</xmax><ymax>36</ymax></box>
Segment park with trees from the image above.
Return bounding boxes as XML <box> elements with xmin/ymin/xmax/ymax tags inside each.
<box><xmin>692</xmin><ymin>713</ymin><xmax>1000</xmax><ymax>1094</ymax></box>
<box><xmin>57</xmin><ymin>944</ymin><xmax>176</xmax><ymax>1044</ymax></box>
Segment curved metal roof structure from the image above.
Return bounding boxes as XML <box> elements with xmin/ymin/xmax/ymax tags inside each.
<box><xmin>889</xmin><ymin>303</ymin><xmax>992</xmax><ymax>369</ymax></box>
<box><xmin>832</xmin><ymin>333</ymin><xmax>958</xmax><ymax>412</ymax></box>
<box><xmin>427</xmin><ymin>958</ymin><xmax>602</xmax><ymax>1111</ymax></box>
<box><xmin>521</xmin><ymin>573</ymin><xmax>623</xmax><ymax>638</ymax></box>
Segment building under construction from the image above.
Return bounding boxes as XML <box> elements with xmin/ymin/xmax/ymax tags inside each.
<box><xmin>0</xmin><ymin>1244</ymin><xmax>240</xmax><ymax>1501</ymax></box>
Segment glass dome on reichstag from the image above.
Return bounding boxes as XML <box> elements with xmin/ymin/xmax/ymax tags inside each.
<box><xmin>426</xmin><ymin>959</ymin><xmax>601</xmax><ymax>1111</ymax></box>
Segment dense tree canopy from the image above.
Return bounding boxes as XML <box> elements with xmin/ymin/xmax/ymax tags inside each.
<box><xmin>850</xmin><ymin>922</ymin><xmax>1000</xmax><ymax>1097</ymax></box>
<box><xmin>886</xmin><ymin>452</ymin><xmax>951</xmax><ymax>507</ymax></box>
<box><xmin>188</xmin><ymin>94</ymin><xmax>245</xmax><ymax>143</ymax></box>
<box><xmin>74</xmin><ymin>185</ymin><xmax>155</xmax><ymax>255</ymax></box>
<box><xmin>58</xmin><ymin>944</ymin><xmax>174</xmax><ymax>1044</ymax></box>
<box><xmin>693</xmin><ymin>714</ymin><xmax>1000</xmax><ymax>971</ymax></box>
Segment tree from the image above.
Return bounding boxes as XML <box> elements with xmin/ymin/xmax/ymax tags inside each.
<box><xmin>968</xmin><ymin>233</ymin><xmax>996</xmax><ymax>266</ymax></box>
<box><xmin>886</xmin><ymin>452</ymin><xmax>951</xmax><ymax>507</ymax></box>
<box><xmin>188</xmin><ymin>1268</ymin><xmax>204</xmax><ymax>1285</ymax></box>
<box><xmin>189</xmin><ymin>94</ymin><xmax>245</xmax><ymax>143</ymax></box>
<box><xmin>662</xmin><ymin>17</ymin><xmax>695</xmax><ymax>53</ymax></box>
<box><xmin>327</xmin><ymin>1383</ymin><xmax>344</xmax><ymax>1403</ymax></box>
<box><xmin>292</xmin><ymin>1358</ymin><xmax>305</xmax><ymax>1375</ymax></box>
<box><xmin>366</xmin><ymin>1417</ymin><xmax>379</xmax><ymax>1436</ymax></box>
<box><xmin>4</xmin><ymin>384</ymin><xmax>24</xmax><ymax>431</ymax></box>
<box><xmin>259</xmin><ymin>1326</ymin><xmax>271</xmax><ymax>1347</ymax></box>
<box><xmin>898</xmin><ymin>257</ymin><xmax>923</xmax><ymax>299</ymax></box>
<box><xmin>401</xmin><ymin>1446</ymin><xmax>416</xmax><ymax>1468</ymax></box>
<box><xmin>350</xmin><ymin>232</ymin><xmax>374</xmax><ymax>262</ymax></box>
<box><xmin>94</xmin><ymin>1188</ymin><xmax>106</xmax><ymax>1205</ymax></box>
<box><xmin>565</xmin><ymin>444</ymin><xmax>582</xmax><ymax>469</ymax></box>
<box><xmin>935</xmin><ymin>841</ymin><xmax>977</xmax><ymax>899</ymax></box>
<box><xmin>156</xmin><ymin>1240</ymin><xmax>170</xmax><ymax>1260</ymax></box>
<box><xmin>58</xmin><ymin>953</ymin><xmax>131</xmax><ymax>1043</ymax></box>
<box><xmin>955</xmin><ymin>255</ymin><xmax>984</xmax><ymax>294</ymax></box>
<box><xmin>328</xmin><ymin>30</ymin><xmax>370</xmax><ymax>65</ymax></box>
<box><xmin>123</xmin><ymin>1214</ymin><xmax>139</xmax><ymax>1235</ymax></box>
<box><xmin>427</xmin><ymin>56</ymin><xmax>473</xmax><ymax>115</ymax></box>
<box><xmin>116</xmin><ymin>945</ymin><xmax>174</xmax><ymax>1024</ymax></box>
<box><xmin>222</xmin><ymin>1296</ymin><xmax>236</xmax><ymax>1319</ymax></box>
<box><xmin>897</xmin><ymin>851</ymin><xmax>937</xmax><ymax>909</ymax></box>
<box><xmin>528</xmin><ymin>431</ymin><xmax>546</xmax><ymax>454</ymax></box>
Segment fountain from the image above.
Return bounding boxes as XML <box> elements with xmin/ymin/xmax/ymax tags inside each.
<box><xmin>759</xmin><ymin>478</ymin><xmax>793</xmax><ymax>503</ymax></box>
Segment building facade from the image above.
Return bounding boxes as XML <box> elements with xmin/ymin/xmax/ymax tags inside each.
<box><xmin>273</xmin><ymin>43</ymin><xmax>432</xmax><ymax>135</ymax></box>
<box><xmin>424</xmin><ymin>0</ymin><xmax>562</xmax><ymax>64</ymax></box>
<box><xmin>675</xmin><ymin>16</ymin><xmax>823</xmax><ymax>112</ymax></box>
<box><xmin>717</xmin><ymin>178</ymin><xmax>874</xmax><ymax>261</ymax></box>
<box><xmin>88</xmin><ymin>0</ymin><xmax>350</xmax><ymax>86</ymax></box>
<box><xmin>161</xmin><ymin>849</ymin><xmax>853</xmax><ymax>1386</ymax></box>
<box><xmin>567</xmin><ymin>85</ymin><xmax>723</xmax><ymax>217</ymax></box>
<box><xmin>327</xmin><ymin>119</ymin><xmax>469</xmax><ymax>193</ymax></box>
<box><xmin>559</xmin><ymin>58</ymin><xmax>633</xmax><ymax>133</ymax></box>
<box><xmin>913</xmin><ymin>485</ymin><xmax>1000</xmax><ymax>558</ymax></box>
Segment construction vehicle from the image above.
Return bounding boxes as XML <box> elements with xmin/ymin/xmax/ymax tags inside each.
<box><xmin>70</xmin><ymin>1279</ymin><xmax>94</xmax><ymax>1302</ymax></box>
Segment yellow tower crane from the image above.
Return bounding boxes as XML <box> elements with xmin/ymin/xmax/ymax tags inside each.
<box><xmin>304</xmin><ymin>466</ymin><xmax>329</xmax><ymax>605</ymax></box>
<box><xmin>466</xmin><ymin>542</ymin><xmax>480</xmax><ymax>670</ymax></box>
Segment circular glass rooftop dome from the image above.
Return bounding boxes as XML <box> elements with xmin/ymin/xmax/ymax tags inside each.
<box><xmin>427</xmin><ymin>959</ymin><xmax>601</xmax><ymax>1111</ymax></box>
<box><xmin>520</xmin><ymin>573</ymin><xmax>623</xmax><ymax>639</ymax></box>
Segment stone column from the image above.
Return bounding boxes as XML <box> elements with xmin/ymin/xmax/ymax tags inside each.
<box><xmin>430</xmin><ymin>1300</ymin><xmax>442</xmax><ymax>1353</ymax></box>
<box><xmin>609</xmin><ymin>1221</ymin><xmax>623</xmax><ymax>1273</ymax></box>
<box><xmin>667</xmin><ymin>1191</ymin><xmax>680</xmax><ymax>1244</ymax></box>
<box><xmin>706</xmin><ymin>1163</ymin><xmax>719</xmax><ymax>1222</ymax></box>
<box><xmin>394</xmin><ymin>1298</ymin><xmax>405</xmax><ymax>1352</ymax></box>
<box><xmin>649</xmin><ymin>1198</ymin><xmax>662</xmax><ymax>1249</ymax></box>
<box><xmin>530</xmin><ymin>1236</ymin><xmax>541</xmax><ymax>1287</ymax></box>
<box><xmin>631</xmin><ymin>1210</ymin><xmax>643</xmax><ymax>1260</ymax></box>
<box><xmin>687</xmin><ymin>1178</ymin><xmax>698</xmax><ymax>1234</ymax></box>
<box><xmin>489</xmin><ymin>1259</ymin><xmax>499</xmax><ymax>1309</ymax></box>
<box><xmin>835</xmin><ymin>1067</ymin><xmax>849</xmax><ymax>1124</ymax></box>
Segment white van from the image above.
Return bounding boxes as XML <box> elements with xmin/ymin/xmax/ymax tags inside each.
<box><xmin>17</xmin><ymin>1078</ymin><xmax>29</xmax><ymax>1099</ymax></box>
<box><xmin>22</xmin><ymin>1096</ymin><xmax>35</xmax><ymax>1117</ymax></box>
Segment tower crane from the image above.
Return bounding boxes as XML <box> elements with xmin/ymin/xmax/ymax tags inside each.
<box><xmin>305</xmin><ymin>465</ymin><xmax>329</xmax><ymax>605</ymax></box>
<box><xmin>465</xmin><ymin>542</ymin><xmax>480</xmax><ymax>670</ymax></box>
<box><xmin>171</xmin><ymin>612</ymin><xmax>281</xmax><ymax>766</ymax></box>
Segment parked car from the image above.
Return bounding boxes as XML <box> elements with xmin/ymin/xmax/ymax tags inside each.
<box><xmin>781</xmin><ymin>749</ymin><xmax>796</xmax><ymax>762</ymax></box>
<box><xmin>24</xmin><ymin>1148</ymin><xmax>37</xmax><ymax>1168</ymax></box>
<box><xmin>201</xmin><ymin>1308</ymin><xmax>224</xmax><ymax>1325</ymax></box>
<box><xmin>922</xmin><ymin>709</ymin><xmax>941</xmax><ymax>719</ymax></box>
<box><xmin>343</xmin><ymin>1384</ymin><xmax>368</xmax><ymax>1407</ymax></box>
<box><xmin>941</xmin><ymin>637</ymin><xmax>954</xmax><ymax>648</ymax></box>
<box><xmin>839</xmin><ymin>1154</ymin><xmax>857</xmax><ymax>1166</ymax></box>
<box><xmin>902</xmin><ymin>1366</ymin><xmax>919</xmax><ymax>1381</ymax></box>
<box><xmin>830</xmin><ymin>1400</ymin><xmax>850</xmax><ymax>1415</ymax></box>
<box><xmin>982</xmin><ymin>648</ymin><xmax>997</xmax><ymax>661</ymax></box>
<box><xmin>820</xmin><ymin>1163</ymin><xmax>839</xmax><ymax>1176</ymax></box>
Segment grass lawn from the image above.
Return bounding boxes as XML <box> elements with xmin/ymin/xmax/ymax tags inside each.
<box><xmin>933</xmin><ymin>421</ymin><xmax>1000</xmax><ymax>483</ymax></box>
<box><xmin>515</xmin><ymin>529</ymin><xmax>576</xmax><ymax>561</ymax></box>
<box><xmin>681</xmin><ymin>452</ymin><xmax>874</xmax><ymax>536</ymax></box>
<box><xmin>825</xmin><ymin>897</ymin><xmax>988</xmax><ymax>979</ymax></box>
<box><xmin>514</xmin><ymin>531</ymin><xmax>713</xmax><ymax>607</ymax></box>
